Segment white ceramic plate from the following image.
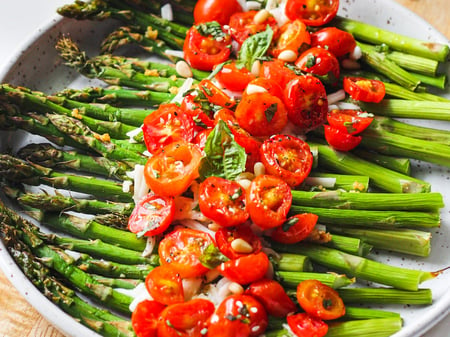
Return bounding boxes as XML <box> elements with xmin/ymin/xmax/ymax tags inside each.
<box><xmin>0</xmin><ymin>1</ymin><xmax>449</xmax><ymax>337</ymax></box>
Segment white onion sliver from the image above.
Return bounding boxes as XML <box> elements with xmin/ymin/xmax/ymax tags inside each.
<box><xmin>237</xmin><ymin>0</ymin><xmax>248</xmax><ymax>11</ymax></box>
<box><xmin>165</xmin><ymin>49</ymin><xmax>185</xmax><ymax>59</ymax></box>
<box><xmin>122</xmin><ymin>180</ymin><xmax>132</xmax><ymax>193</ymax></box>
<box><xmin>126</xmin><ymin>125</ymin><xmax>143</xmax><ymax>144</ymax></box>
<box><xmin>327</xmin><ymin>89</ymin><xmax>346</xmax><ymax>105</ymax></box>
<box><xmin>161</xmin><ymin>4</ymin><xmax>173</xmax><ymax>21</ymax></box>
<box><xmin>246</xmin><ymin>1</ymin><xmax>262</xmax><ymax>10</ymax></box>
<box><xmin>178</xmin><ymin>219</ymin><xmax>217</xmax><ymax>238</ymax></box>
<box><xmin>141</xmin><ymin>236</ymin><xmax>156</xmax><ymax>257</ymax></box>
<box><xmin>128</xmin><ymin>283</ymin><xmax>153</xmax><ymax>312</ymax></box>
<box><xmin>304</xmin><ymin>176</ymin><xmax>337</xmax><ymax>188</ymax></box>
<box><xmin>182</xmin><ymin>278</ymin><xmax>204</xmax><ymax>301</ymax></box>
<box><xmin>336</xmin><ymin>101</ymin><xmax>361</xmax><ymax>111</ymax></box>
<box><xmin>171</xmin><ymin>77</ymin><xmax>194</xmax><ymax>104</ymax></box>
<box><xmin>349</xmin><ymin>45</ymin><xmax>362</xmax><ymax>60</ymax></box>
<box><xmin>132</xmin><ymin>164</ymin><xmax>149</xmax><ymax>204</ymax></box>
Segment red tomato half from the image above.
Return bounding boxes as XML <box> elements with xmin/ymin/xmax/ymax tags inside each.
<box><xmin>183</xmin><ymin>25</ymin><xmax>231</xmax><ymax>71</ymax></box>
<box><xmin>142</xmin><ymin>103</ymin><xmax>195</xmax><ymax>154</ymax></box>
<box><xmin>128</xmin><ymin>193</ymin><xmax>175</xmax><ymax>237</ymax></box>
<box><xmin>159</xmin><ymin>228</ymin><xmax>215</xmax><ymax>278</ymax></box>
<box><xmin>246</xmin><ymin>174</ymin><xmax>292</xmax><ymax>229</ymax></box>
<box><xmin>327</xmin><ymin>109</ymin><xmax>374</xmax><ymax>135</ymax></box>
<box><xmin>214</xmin><ymin>62</ymin><xmax>255</xmax><ymax>92</ymax></box>
<box><xmin>245</xmin><ymin>77</ymin><xmax>283</xmax><ymax>100</ymax></box>
<box><xmin>271</xmin><ymin>19</ymin><xmax>310</xmax><ymax>58</ymax></box>
<box><xmin>285</xmin><ymin>0</ymin><xmax>339</xmax><ymax>26</ymax></box>
<box><xmin>229</xmin><ymin>10</ymin><xmax>279</xmax><ymax>45</ymax></box>
<box><xmin>219</xmin><ymin>252</ymin><xmax>270</xmax><ymax>285</ymax></box>
<box><xmin>287</xmin><ymin>313</ymin><xmax>328</xmax><ymax>337</ymax></box>
<box><xmin>144</xmin><ymin>141</ymin><xmax>202</xmax><ymax>197</ymax></box>
<box><xmin>215</xmin><ymin>224</ymin><xmax>262</xmax><ymax>260</ymax></box>
<box><xmin>343</xmin><ymin>77</ymin><xmax>386</xmax><ymax>103</ymax></box>
<box><xmin>199</xmin><ymin>79</ymin><xmax>236</xmax><ymax>109</ymax></box>
<box><xmin>311</xmin><ymin>27</ymin><xmax>357</xmax><ymax>58</ymax></box>
<box><xmin>145</xmin><ymin>265</ymin><xmax>184</xmax><ymax>305</ymax></box>
<box><xmin>296</xmin><ymin>280</ymin><xmax>346</xmax><ymax>320</ymax></box>
<box><xmin>295</xmin><ymin>47</ymin><xmax>340</xmax><ymax>84</ymax></box>
<box><xmin>194</xmin><ymin>0</ymin><xmax>243</xmax><ymax>25</ymax></box>
<box><xmin>158</xmin><ymin>299</ymin><xmax>215</xmax><ymax>337</ymax></box>
<box><xmin>131</xmin><ymin>300</ymin><xmax>165</xmax><ymax>337</ymax></box>
<box><xmin>180</xmin><ymin>93</ymin><xmax>215</xmax><ymax>133</ymax></box>
<box><xmin>271</xmin><ymin>213</ymin><xmax>318</xmax><ymax>244</ymax></box>
<box><xmin>324</xmin><ymin>125</ymin><xmax>362</xmax><ymax>151</ymax></box>
<box><xmin>246</xmin><ymin>279</ymin><xmax>297</xmax><ymax>317</ymax></box>
<box><xmin>283</xmin><ymin>75</ymin><xmax>328</xmax><ymax>131</ymax></box>
<box><xmin>199</xmin><ymin>176</ymin><xmax>249</xmax><ymax>227</ymax></box>
<box><xmin>259</xmin><ymin>59</ymin><xmax>297</xmax><ymax>89</ymax></box>
<box><xmin>260</xmin><ymin>134</ymin><xmax>313</xmax><ymax>187</ymax></box>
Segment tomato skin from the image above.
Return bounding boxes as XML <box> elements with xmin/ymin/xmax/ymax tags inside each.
<box><xmin>128</xmin><ymin>193</ymin><xmax>175</xmax><ymax>237</ymax></box>
<box><xmin>194</xmin><ymin>0</ymin><xmax>243</xmax><ymax>25</ymax></box>
<box><xmin>209</xmin><ymin>294</ymin><xmax>268</xmax><ymax>337</ymax></box>
<box><xmin>131</xmin><ymin>300</ymin><xmax>166</xmax><ymax>337</ymax></box>
<box><xmin>159</xmin><ymin>228</ymin><xmax>215</xmax><ymax>278</ymax></box>
<box><xmin>219</xmin><ymin>252</ymin><xmax>270</xmax><ymax>285</ymax></box>
<box><xmin>245</xmin><ymin>279</ymin><xmax>297</xmax><ymax>317</ymax></box>
<box><xmin>283</xmin><ymin>75</ymin><xmax>328</xmax><ymax>131</ymax></box>
<box><xmin>246</xmin><ymin>174</ymin><xmax>292</xmax><ymax>229</ymax></box>
<box><xmin>199</xmin><ymin>79</ymin><xmax>236</xmax><ymax>109</ymax></box>
<box><xmin>285</xmin><ymin>0</ymin><xmax>339</xmax><ymax>27</ymax></box>
<box><xmin>215</xmin><ymin>224</ymin><xmax>262</xmax><ymax>260</ymax></box>
<box><xmin>245</xmin><ymin>77</ymin><xmax>283</xmax><ymax>100</ymax></box>
<box><xmin>324</xmin><ymin>125</ymin><xmax>362</xmax><ymax>151</ymax></box>
<box><xmin>311</xmin><ymin>27</ymin><xmax>357</xmax><ymax>58</ymax></box>
<box><xmin>234</xmin><ymin>92</ymin><xmax>288</xmax><ymax>137</ymax></box>
<box><xmin>343</xmin><ymin>77</ymin><xmax>386</xmax><ymax>103</ymax></box>
<box><xmin>214</xmin><ymin>62</ymin><xmax>255</xmax><ymax>92</ymax></box>
<box><xmin>271</xmin><ymin>213</ymin><xmax>318</xmax><ymax>244</ymax></box>
<box><xmin>296</xmin><ymin>280</ymin><xmax>346</xmax><ymax>320</ymax></box>
<box><xmin>183</xmin><ymin>26</ymin><xmax>231</xmax><ymax>71</ymax></box>
<box><xmin>180</xmin><ymin>93</ymin><xmax>215</xmax><ymax>133</ymax></box>
<box><xmin>142</xmin><ymin>103</ymin><xmax>195</xmax><ymax>154</ymax></box>
<box><xmin>229</xmin><ymin>10</ymin><xmax>279</xmax><ymax>46</ymax></box>
<box><xmin>259</xmin><ymin>59</ymin><xmax>297</xmax><ymax>89</ymax></box>
<box><xmin>327</xmin><ymin>109</ymin><xmax>374</xmax><ymax>135</ymax></box>
<box><xmin>260</xmin><ymin>134</ymin><xmax>313</xmax><ymax>187</ymax></box>
<box><xmin>199</xmin><ymin>176</ymin><xmax>249</xmax><ymax>227</ymax></box>
<box><xmin>145</xmin><ymin>265</ymin><xmax>184</xmax><ymax>305</ymax></box>
<box><xmin>144</xmin><ymin>141</ymin><xmax>202</xmax><ymax>197</ymax></box>
<box><xmin>158</xmin><ymin>298</ymin><xmax>215</xmax><ymax>337</ymax></box>
<box><xmin>271</xmin><ymin>19</ymin><xmax>311</xmax><ymax>58</ymax></box>
<box><xmin>295</xmin><ymin>47</ymin><xmax>340</xmax><ymax>84</ymax></box>
<box><xmin>287</xmin><ymin>313</ymin><xmax>329</xmax><ymax>337</ymax></box>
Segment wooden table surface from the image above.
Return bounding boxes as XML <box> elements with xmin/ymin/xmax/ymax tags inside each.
<box><xmin>0</xmin><ymin>1</ymin><xmax>449</xmax><ymax>336</ymax></box>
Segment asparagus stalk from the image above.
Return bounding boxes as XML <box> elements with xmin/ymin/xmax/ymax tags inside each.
<box><xmin>412</xmin><ymin>72</ymin><xmax>447</xmax><ymax>89</ymax></box>
<box><xmin>343</xmin><ymin>307</ymin><xmax>401</xmax><ymax>320</ymax></box>
<box><xmin>337</xmin><ymin>287</ymin><xmax>432</xmax><ymax>305</ymax></box>
<box><xmin>334</xmin><ymin>16</ymin><xmax>449</xmax><ymax>61</ymax></box>
<box><xmin>309</xmin><ymin>141</ymin><xmax>431</xmax><ymax>193</ymax></box>
<box><xmin>271</xmin><ymin>242</ymin><xmax>439</xmax><ymax>291</ymax></box>
<box><xmin>351</xmin><ymin>149</ymin><xmax>411</xmax><ymax>175</ymax></box>
<box><xmin>123</xmin><ymin>0</ymin><xmax>195</xmax><ymax>25</ymax></box>
<box><xmin>276</xmin><ymin>271</ymin><xmax>355</xmax><ymax>289</ymax></box>
<box><xmin>303</xmin><ymin>173</ymin><xmax>369</xmax><ymax>192</ymax></box>
<box><xmin>383</xmin><ymin>82</ymin><xmax>450</xmax><ymax>101</ymax></box>
<box><xmin>324</xmin><ymin>234</ymin><xmax>373</xmax><ymax>256</ymax></box>
<box><xmin>94</xmin><ymin>276</ymin><xmax>142</xmax><ymax>289</ymax></box>
<box><xmin>273</xmin><ymin>253</ymin><xmax>313</xmax><ymax>272</ymax></box>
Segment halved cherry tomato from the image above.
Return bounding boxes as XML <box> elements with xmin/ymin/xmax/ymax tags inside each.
<box><xmin>234</xmin><ymin>92</ymin><xmax>288</xmax><ymax>137</ymax></box>
<box><xmin>244</xmin><ymin>77</ymin><xmax>283</xmax><ymax>100</ymax></box>
<box><xmin>159</xmin><ymin>228</ymin><xmax>215</xmax><ymax>278</ymax></box>
<box><xmin>158</xmin><ymin>298</ymin><xmax>215</xmax><ymax>337</ymax></box>
<box><xmin>131</xmin><ymin>300</ymin><xmax>165</xmax><ymax>337</ymax></box>
<box><xmin>246</xmin><ymin>174</ymin><xmax>292</xmax><ymax>229</ymax></box>
<box><xmin>194</xmin><ymin>0</ymin><xmax>243</xmax><ymax>25</ymax></box>
<box><xmin>199</xmin><ymin>79</ymin><xmax>236</xmax><ymax>109</ymax></box>
<box><xmin>145</xmin><ymin>264</ymin><xmax>184</xmax><ymax>305</ymax></box>
<box><xmin>287</xmin><ymin>313</ymin><xmax>328</xmax><ymax>337</ymax></box>
<box><xmin>183</xmin><ymin>25</ymin><xmax>231</xmax><ymax>71</ymax></box>
<box><xmin>295</xmin><ymin>47</ymin><xmax>340</xmax><ymax>84</ymax></box>
<box><xmin>214</xmin><ymin>62</ymin><xmax>255</xmax><ymax>92</ymax></box>
<box><xmin>285</xmin><ymin>0</ymin><xmax>339</xmax><ymax>27</ymax></box>
<box><xmin>311</xmin><ymin>27</ymin><xmax>357</xmax><ymax>58</ymax></box>
<box><xmin>193</xmin><ymin>128</ymin><xmax>213</xmax><ymax>152</ymax></box>
<box><xmin>199</xmin><ymin>176</ymin><xmax>249</xmax><ymax>227</ymax></box>
<box><xmin>128</xmin><ymin>193</ymin><xmax>175</xmax><ymax>237</ymax></box>
<box><xmin>229</xmin><ymin>10</ymin><xmax>279</xmax><ymax>45</ymax></box>
<box><xmin>343</xmin><ymin>77</ymin><xmax>386</xmax><ymax>103</ymax></box>
<box><xmin>327</xmin><ymin>109</ymin><xmax>374</xmax><ymax>135</ymax></box>
<box><xmin>324</xmin><ymin>124</ymin><xmax>362</xmax><ymax>151</ymax></box>
<box><xmin>215</xmin><ymin>224</ymin><xmax>262</xmax><ymax>260</ymax></box>
<box><xmin>144</xmin><ymin>141</ymin><xmax>202</xmax><ymax>197</ymax></box>
<box><xmin>245</xmin><ymin>279</ymin><xmax>297</xmax><ymax>317</ymax></box>
<box><xmin>296</xmin><ymin>280</ymin><xmax>346</xmax><ymax>320</ymax></box>
<box><xmin>271</xmin><ymin>213</ymin><xmax>318</xmax><ymax>244</ymax></box>
<box><xmin>209</xmin><ymin>294</ymin><xmax>268</xmax><ymax>337</ymax></box>
<box><xmin>270</xmin><ymin>19</ymin><xmax>311</xmax><ymax>58</ymax></box>
<box><xmin>142</xmin><ymin>103</ymin><xmax>195</xmax><ymax>154</ymax></box>
<box><xmin>260</xmin><ymin>134</ymin><xmax>313</xmax><ymax>187</ymax></box>
<box><xmin>259</xmin><ymin>59</ymin><xmax>297</xmax><ymax>89</ymax></box>
<box><xmin>219</xmin><ymin>252</ymin><xmax>269</xmax><ymax>285</ymax></box>
<box><xmin>180</xmin><ymin>92</ymin><xmax>215</xmax><ymax>132</ymax></box>
<box><xmin>283</xmin><ymin>75</ymin><xmax>328</xmax><ymax>131</ymax></box>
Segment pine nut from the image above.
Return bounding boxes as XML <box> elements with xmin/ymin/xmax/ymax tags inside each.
<box><xmin>253</xmin><ymin>9</ymin><xmax>270</xmax><ymax>25</ymax></box>
<box><xmin>228</xmin><ymin>282</ymin><xmax>244</xmax><ymax>294</ymax></box>
<box><xmin>251</xmin><ymin>60</ymin><xmax>261</xmax><ymax>77</ymax></box>
<box><xmin>253</xmin><ymin>162</ymin><xmax>265</xmax><ymax>176</ymax></box>
<box><xmin>231</xmin><ymin>238</ymin><xmax>254</xmax><ymax>253</ymax></box>
<box><xmin>277</xmin><ymin>49</ymin><xmax>298</xmax><ymax>62</ymax></box>
<box><xmin>175</xmin><ymin>60</ymin><xmax>193</xmax><ymax>78</ymax></box>
<box><xmin>245</xmin><ymin>84</ymin><xmax>267</xmax><ymax>95</ymax></box>
<box><xmin>208</xmin><ymin>222</ymin><xmax>221</xmax><ymax>232</ymax></box>
<box><xmin>237</xmin><ymin>178</ymin><xmax>252</xmax><ymax>190</ymax></box>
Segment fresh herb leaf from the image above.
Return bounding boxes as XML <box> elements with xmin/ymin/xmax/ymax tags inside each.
<box><xmin>264</xmin><ymin>103</ymin><xmax>278</xmax><ymax>122</ymax></box>
<box><xmin>195</xmin><ymin>21</ymin><xmax>227</xmax><ymax>40</ymax></box>
<box><xmin>237</xmin><ymin>26</ymin><xmax>274</xmax><ymax>70</ymax></box>
<box><xmin>199</xmin><ymin>243</ymin><xmax>229</xmax><ymax>269</ymax></box>
<box><xmin>305</xmin><ymin>54</ymin><xmax>317</xmax><ymax>68</ymax></box>
<box><xmin>282</xmin><ymin>217</ymin><xmax>299</xmax><ymax>232</ymax></box>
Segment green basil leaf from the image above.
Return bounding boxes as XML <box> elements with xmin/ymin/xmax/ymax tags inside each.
<box><xmin>238</xmin><ymin>25</ymin><xmax>274</xmax><ymax>70</ymax></box>
<box><xmin>198</xmin><ymin>244</ymin><xmax>229</xmax><ymax>269</ymax></box>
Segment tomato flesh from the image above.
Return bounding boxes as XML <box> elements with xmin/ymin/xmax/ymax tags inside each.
<box><xmin>311</xmin><ymin>27</ymin><xmax>357</xmax><ymax>58</ymax></box>
<box><xmin>215</xmin><ymin>224</ymin><xmax>262</xmax><ymax>260</ymax></box>
<box><xmin>194</xmin><ymin>0</ymin><xmax>243</xmax><ymax>25</ymax></box>
<box><xmin>343</xmin><ymin>76</ymin><xmax>386</xmax><ymax>103</ymax></box>
<box><xmin>285</xmin><ymin>0</ymin><xmax>339</xmax><ymax>26</ymax></box>
<box><xmin>219</xmin><ymin>252</ymin><xmax>270</xmax><ymax>285</ymax></box>
<box><xmin>295</xmin><ymin>47</ymin><xmax>340</xmax><ymax>84</ymax></box>
<box><xmin>131</xmin><ymin>300</ymin><xmax>166</xmax><ymax>337</ymax></box>
<box><xmin>271</xmin><ymin>213</ymin><xmax>318</xmax><ymax>244</ymax></box>
<box><xmin>214</xmin><ymin>62</ymin><xmax>255</xmax><ymax>92</ymax></box>
<box><xmin>324</xmin><ymin>125</ymin><xmax>362</xmax><ymax>151</ymax></box>
<box><xmin>145</xmin><ymin>264</ymin><xmax>184</xmax><ymax>305</ymax></box>
<box><xmin>229</xmin><ymin>10</ymin><xmax>279</xmax><ymax>46</ymax></box>
<box><xmin>270</xmin><ymin>19</ymin><xmax>311</xmax><ymax>58</ymax></box>
<box><xmin>327</xmin><ymin>109</ymin><xmax>374</xmax><ymax>135</ymax></box>
<box><xmin>287</xmin><ymin>313</ymin><xmax>329</xmax><ymax>337</ymax></box>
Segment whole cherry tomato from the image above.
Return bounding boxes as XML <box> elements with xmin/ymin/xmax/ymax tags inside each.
<box><xmin>128</xmin><ymin>193</ymin><xmax>175</xmax><ymax>237</ymax></box>
<box><xmin>131</xmin><ymin>300</ymin><xmax>165</xmax><ymax>337</ymax></box>
<box><xmin>246</xmin><ymin>174</ymin><xmax>292</xmax><ymax>229</ymax></box>
<box><xmin>270</xmin><ymin>19</ymin><xmax>311</xmax><ymax>58</ymax></box>
<box><xmin>144</xmin><ymin>141</ymin><xmax>202</xmax><ymax>197</ymax></box>
<box><xmin>343</xmin><ymin>77</ymin><xmax>386</xmax><ymax>103</ymax></box>
<box><xmin>199</xmin><ymin>176</ymin><xmax>249</xmax><ymax>227</ymax></box>
<box><xmin>245</xmin><ymin>279</ymin><xmax>297</xmax><ymax>317</ymax></box>
<box><xmin>215</xmin><ymin>224</ymin><xmax>262</xmax><ymax>260</ymax></box>
<box><xmin>183</xmin><ymin>24</ymin><xmax>231</xmax><ymax>71</ymax></box>
<box><xmin>283</xmin><ymin>75</ymin><xmax>328</xmax><ymax>131</ymax></box>
<box><xmin>324</xmin><ymin>124</ymin><xmax>362</xmax><ymax>151</ymax></box>
<box><xmin>218</xmin><ymin>252</ymin><xmax>270</xmax><ymax>285</ymax></box>
<box><xmin>229</xmin><ymin>10</ymin><xmax>279</xmax><ymax>45</ymax></box>
<box><xmin>327</xmin><ymin>109</ymin><xmax>374</xmax><ymax>135</ymax></box>
<box><xmin>285</xmin><ymin>0</ymin><xmax>339</xmax><ymax>26</ymax></box>
<box><xmin>145</xmin><ymin>264</ymin><xmax>184</xmax><ymax>305</ymax></box>
<box><xmin>271</xmin><ymin>213</ymin><xmax>319</xmax><ymax>244</ymax></box>
<box><xmin>193</xmin><ymin>0</ymin><xmax>243</xmax><ymax>25</ymax></box>
<box><xmin>311</xmin><ymin>27</ymin><xmax>357</xmax><ymax>58</ymax></box>
<box><xmin>159</xmin><ymin>228</ymin><xmax>215</xmax><ymax>278</ymax></box>
<box><xmin>287</xmin><ymin>313</ymin><xmax>329</xmax><ymax>337</ymax></box>
<box><xmin>260</xmin><ymin>134</ymin><xmax>313</xmax><ymax>187</ymax></box>
<box><xmin>296</xmin><ymin>280</ymin><xmax>346</xmax><ymax>320</ymax></box>
<box><xmin>295</xmin><ymin>47</ymin><xmax>340</xmax><ymax>84</ymax></box>
<box><xmin>214</xmin><ymin>62</ymin><xmax>255</xmax><ymax>92</ymax></box>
